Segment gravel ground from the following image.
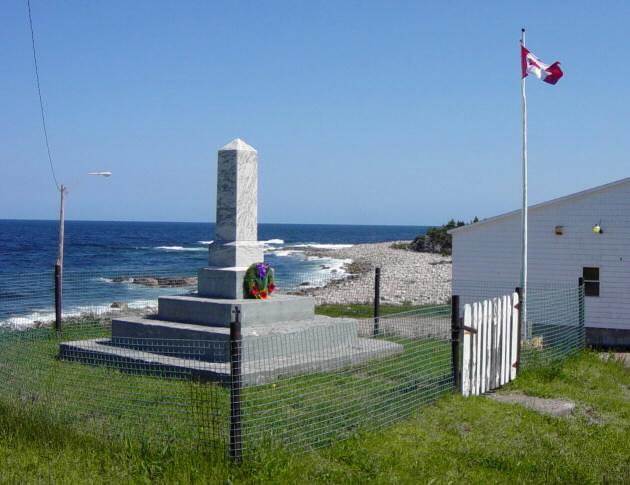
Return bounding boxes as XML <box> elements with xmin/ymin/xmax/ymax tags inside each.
<box><xmin>294</xmin><ymin>241</ymin><xmax>452</xmax><ymax>306</ymax></box>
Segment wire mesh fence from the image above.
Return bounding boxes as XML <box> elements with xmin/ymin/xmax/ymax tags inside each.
<box><xmin>231</xmin><ymin>305</ymin><xmax>453</xmax><ymax>457</ymax></box>
<box><xmin>0</xmin><ymin>269</ymin><xmax>198</xmax><ymax>329</ymax></box>
<box><xmin>519</xmin><ymin>284</ymin><xmax>585</xmax><ymax>368</ymax></box>
<box><xmin>0</xmin><ymin>267</ymin><xmax>584</xmax><ymax>461</ymax></box>
<box><xmin>453</xmin><ymin>280</ymin><xmax>586</xmax><ymax>369</ymax></box>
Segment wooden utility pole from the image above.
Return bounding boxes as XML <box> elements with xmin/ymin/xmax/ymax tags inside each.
<box><xmin>55</xmin><ymin>184</ymin><xmax>67</xmax><ymax>332</ymax></box>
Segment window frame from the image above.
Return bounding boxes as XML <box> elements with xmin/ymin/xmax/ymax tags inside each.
<box><xmin>582</xmin><ymin>266</ymin><xmax>600</xmax><ymax>297</ymax></box>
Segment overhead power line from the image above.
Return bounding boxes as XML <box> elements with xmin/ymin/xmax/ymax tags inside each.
<box><xmin>26</xmin><ymin>0</ymin><xmax>60</xmax><ymax>190</ymax></box>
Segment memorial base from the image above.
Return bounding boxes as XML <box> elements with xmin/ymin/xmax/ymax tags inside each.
<box><xmin>59</xmin><ymin>292</ymin><xmax>403</xmax><ymax>385</ymax></box>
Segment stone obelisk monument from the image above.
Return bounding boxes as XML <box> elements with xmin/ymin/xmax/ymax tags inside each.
<box><xmin>199</xmin><ymin>139</ymin><xmax>263</xmax><ymax>299</ymax></box>
<box><xmin>60</xmin><ymin>138</ymin><xmax>402</xmax><ymax>383</ymax></box>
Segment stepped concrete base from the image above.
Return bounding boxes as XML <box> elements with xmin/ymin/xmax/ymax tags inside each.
<box><xmin>111</xmin><ymin>315</ymin><xmax>358</xmax><ymax>362</ymax></box>
<box><xmin>111</xmin><ymin>317</ymin><xmax>231</xmax><ymax>361</ymax></box>
<box><xmin>59</xmin><ymin>336</ymin><xmax>404</xmax><ymax>386</ymax></box>
<box><xmin>157</xmin><ymin>294</ymin><xmax>315</xmax><ymax>327</ymax></box>
<box><xmin>59</xmin><ymin>290</ymin><xmax>403</xmax><ymax>384</ymax></box>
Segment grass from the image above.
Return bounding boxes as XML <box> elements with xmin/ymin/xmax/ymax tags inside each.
<box><xmin>0</xmin><ymin>309</ymin><xmax>453</xmax><ymax>461</ymax></box>
<box><xmin>1</xmin><ymin>306</ymin><xmax>628</xmax><ymax>483</ymax></box>
<box><xmin>315</xmin><ymin>302</ymin><xmax>448</xmax><ymax>318</ymax></box>
<box><xmin>0</xmin><ymin>351</ymin><xmax>627</xmax><ymax>483</ymax></box>
<box><xmin>0</xmin><ymin>325</ymin><xmax>213</xmax><ymax>449</ymax></box>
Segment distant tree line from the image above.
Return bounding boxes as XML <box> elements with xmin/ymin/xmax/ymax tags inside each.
<box><xmin>404</xmin><ymin>217</ymin><xmax>479</xmax><ymax>256</ymax></box>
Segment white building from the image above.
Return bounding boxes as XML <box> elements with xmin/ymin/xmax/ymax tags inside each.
<box><xmin>449</xmin><ymin>177</ymin><xmax>630</xmax><ymax>347</ymax></box>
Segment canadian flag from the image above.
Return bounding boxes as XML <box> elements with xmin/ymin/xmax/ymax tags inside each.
<box><xmin>521</xmin><ymin>45</ymin><xmax>563</xmax><ymax>85</ymax></box>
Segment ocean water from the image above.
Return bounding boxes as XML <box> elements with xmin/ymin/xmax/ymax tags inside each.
<box><xmin>0</xmin><ymin>220</ymin><xmax>427</xmax><ymax>325</ymax></box>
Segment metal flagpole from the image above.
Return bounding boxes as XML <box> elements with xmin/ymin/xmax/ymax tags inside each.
<box><xmin>520</xmin><ymin>28</ymin><xmax>528</xmax><ymax>337</ymax></box>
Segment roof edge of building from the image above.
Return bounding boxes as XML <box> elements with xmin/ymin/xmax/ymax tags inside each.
<box><xmin>448</xmin><ymin>176</ymin><xmax>630</xmax><ymax>236</ymax></box>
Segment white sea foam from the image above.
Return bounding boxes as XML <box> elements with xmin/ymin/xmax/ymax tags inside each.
<box><xmin>308</xmin><ymin>257</ymin><xmax>352</xmax><ymax>274</ymax></box>
<box><xmin>197</xmin><ymin>240</ymin><xmax>214</xmax><ymax>245</ymax></box>
<box><xmin>126</xmin><ymin>299</ymin><xmax>159</xmax><ymax>311</ymax></box>
<box><xmin>0</xmin><ymin>299</ymin><xmax>159</xmax><ymax>329</ymax></box>
<box><xmin>262</xmin><ymin>239</ymin><xmax>284</xmax><ymax>245</ymax></box>
<box><xmin>292</xmin><ymin>243</ymin><xmax>354</xmax><ymax>250</ymax></box>
<box><xmin>272</xmin><ymin>249</ymin><xmax>305</xmax><ymax>257</ymax></box>
<box><xmin>293</xmin><ymin>257</ymin><xmax>353</xmax><ymax>289</ymax></box>
<box><xmin>154</xmin><ymin>246</ymin><xmax>206</xmax><ymax>252</ymax></box>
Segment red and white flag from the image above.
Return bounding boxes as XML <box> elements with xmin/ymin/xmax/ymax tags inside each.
<box><xmin>521</xmin><ymin>45</ymin><xmax>563</xmax><ymax>85</ymax></box>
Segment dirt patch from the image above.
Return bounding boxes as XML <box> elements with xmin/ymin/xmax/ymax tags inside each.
<box><xmin>488</xmin><ymin>393</ymin><xmax>575</xmax><ymax>417</ymax></box>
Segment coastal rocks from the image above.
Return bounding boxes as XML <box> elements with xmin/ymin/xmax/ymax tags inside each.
<box><xmin>111</xmin><ymin>276</ymin><xmax>197</xmax><ymax>288</ymax></box>
<box><xmin>298</xmin><ymin>241</ymin><xmax>452</xmax><ymax>306</ymax></box>
<box><xmin>157</xmin><ymin>277</ymin><xmax>197</xmax><ymax>288</ymax></box>
<box><xmin>131</xmin><ymin>277</ymin><xmax>159</xmax><ymax>287</ymax></box>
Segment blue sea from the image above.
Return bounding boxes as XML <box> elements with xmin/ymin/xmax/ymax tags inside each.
<box><xmin>0</xmin><ymin>220</ymin><xmax>427</xmax><ymax>325</ymax></box>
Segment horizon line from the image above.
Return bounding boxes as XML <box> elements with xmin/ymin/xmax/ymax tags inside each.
<box><xmin>0</xmin><ymin>218</ymin><xmax>437</xmax><ymax>228</ymax></box>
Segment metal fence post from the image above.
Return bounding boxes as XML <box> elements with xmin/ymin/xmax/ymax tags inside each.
<box><xmin>229</xmin><ymin>306</ymin><xmax>243</xmax><ymax>463</ymax></box>
<box><xmin>54</xmin><ymin>263</ymin><xmax>62</xmax><ymax>333</ymax></box>
<box><xmin>451</xmin><ymin>295</ymin><xmax>461</xmax><ymax>392</ymax></box>
<box><xmin>515</xmin><ymin>286</ymin><xmax>523</xmax><ymax>375</ymax></box>
<box><xmin>578</xmin><ymin>277</ymin><xmax>586</xmax><ymax>348</ymax></box>
<box><xmin>373</xmin><ymin>267</ymin><xmax>381</xmax><ymax>336</ymax></box>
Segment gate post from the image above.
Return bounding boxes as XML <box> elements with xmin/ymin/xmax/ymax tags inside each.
<box><xmin>229</xmin><ymin>306</ymin><xmax>243</xmax><ymax>462</ymax></box>
<box><xmin>451</xmin><ymin>295</ymin><xmax>461</xmax><ymax>392</ymax></box>
<box><xmin>373</xmin><ymin>267</ymin><xmax>381</xmax><ymax>336</ymax></box>
<box><xmin>578</xmin><ymin>277</ymin><xmax>586</xmax><ymax>348</ymax></box>
<box><xmin>515</xmin><ymin>286</ymin><xmax>523</xmax><ymax>375</ymax></box>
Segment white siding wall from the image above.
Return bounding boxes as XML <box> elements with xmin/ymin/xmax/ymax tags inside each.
<box><xmin>452</xmin><ymin>182</ymin><xmax>630</xmax><ymax>330</ymax></box>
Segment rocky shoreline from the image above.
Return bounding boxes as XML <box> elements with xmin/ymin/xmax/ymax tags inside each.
<box><xmin>99</xmin><ymin>242</ymin><xmax>452</xmax><ymax>308</ymax></box>
<box><xmin>109</xmin><ymin>276</ymin><xmax>197</xmax><ymax>288</ymax></box>
<box><xmin>6</xmin><ymin>242</ymin><xmax>450</xmax><ymax>329</ymax></box>
<box><xmin>291</xmin><ymin>241</ymin><xmax>452</xmax><ymax>306</ymax></box>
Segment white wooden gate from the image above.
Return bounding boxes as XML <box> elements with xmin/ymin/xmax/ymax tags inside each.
<box><xmin>461</xmin><ymin>292</ymin><xmax>520</xmax><ymax>396</ymax></box>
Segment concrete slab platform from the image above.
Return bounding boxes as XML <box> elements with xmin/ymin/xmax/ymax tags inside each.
<box><xmin>111</xmin><ymin>317</ymin><xmax>231</xmax><ymax>361</ymax></box>
<box><xmin>157</xmin><ymin>293</ymin><xmax>315</xmax><ymax>326</ymax></box>
<box><xmin>111</xmin><ymin>315</ymin><xmax>361</xmax><ymax>362</ymax></box>
<box><xmin>59</xmin><ymin>336</ymin><xmax>404</xmax><ymax>386</ymax></box>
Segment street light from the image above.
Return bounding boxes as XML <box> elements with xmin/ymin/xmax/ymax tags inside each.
<box><xmin>87</xmin><ymin>171</ymin><xmax>112</xmax><ymax>177</ymax></box>
<box><xmin>54</xmin><ymin>172</ymin><xmax>112</xmax><ymax>332</ymax></box>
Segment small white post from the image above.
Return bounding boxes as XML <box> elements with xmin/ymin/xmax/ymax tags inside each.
<box><xmin>462</xmin><ymin>304</ymin><xmax>472</xmax><ymax>397</ymax></box>
<box><xmin>510</xmin><ymin>292</ymin><xmax>520</xmax><ymax>380</ymax></box>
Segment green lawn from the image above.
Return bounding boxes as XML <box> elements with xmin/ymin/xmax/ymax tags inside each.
<box><xmin>1</xmin><ymin>350</ymin><xmax>628</xmax><ymax>483</ymax></box>
<box><xmin>0</xmin><ymin>312</ymin><xmax>453</xmax><ymax>462</ymax></box>
<box><xmin>315</xmin><ymin>302</ymin><xmax>448</xmax><ymax>318</ymax></box>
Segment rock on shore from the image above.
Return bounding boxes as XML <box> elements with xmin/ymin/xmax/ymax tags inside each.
<box><xmin>295</xmin><ymin>241</ymin><xmax>452</xmax><ymax>305</ymax></box>
<box><xmin>111</xmin><ymin>276</ymin><xmax>197</xmax><ymax>288</ymax></box>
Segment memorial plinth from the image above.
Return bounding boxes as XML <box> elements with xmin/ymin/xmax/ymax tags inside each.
<box><xmin>59</xmin><ymin>138</ymin><xmax>402</xmax><ymax>383</ymax></box>
<box><xmin>199</xmin><ymin>138</ymin><xmax>263</xmax><ymax>298</ymax></box>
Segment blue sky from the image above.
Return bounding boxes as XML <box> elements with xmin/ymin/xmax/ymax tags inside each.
<box><xmin>2</xmin><ymin>1</ymin><xmax>629</xmax><ymax>225</ymax></box>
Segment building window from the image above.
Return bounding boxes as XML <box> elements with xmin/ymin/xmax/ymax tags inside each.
<box><xmin>583</xmin><ymin>267</ymin><xmax>600</xmax><ymax>297</ymax></box>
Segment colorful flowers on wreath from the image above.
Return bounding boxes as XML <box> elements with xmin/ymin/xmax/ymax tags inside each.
<box><xmin>244</xmin><ymin>262</ymin><xmax>276</xmax><ymax>299</ymax></box>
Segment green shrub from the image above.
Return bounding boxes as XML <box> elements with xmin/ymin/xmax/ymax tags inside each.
<box><xmin>409</xmin><ymin>218</ymin><xmax>478</xmax><ymax>256</ymax></box>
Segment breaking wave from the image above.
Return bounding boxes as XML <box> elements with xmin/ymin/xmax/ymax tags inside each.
<box><xmin>154</xmin><ymin>246</ymin><xmax>206</xmax><ymax>252</ymax></box>
<box><xmin>291</xmin><ymin>243</ymin><xmax>354</xmax><ymax>250</ymax></box>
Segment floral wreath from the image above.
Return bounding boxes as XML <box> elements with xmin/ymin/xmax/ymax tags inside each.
<box><xmin>244</xmin><ymin>262</ymin><xmax>276</xmax><ymax>299</ymax></box>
